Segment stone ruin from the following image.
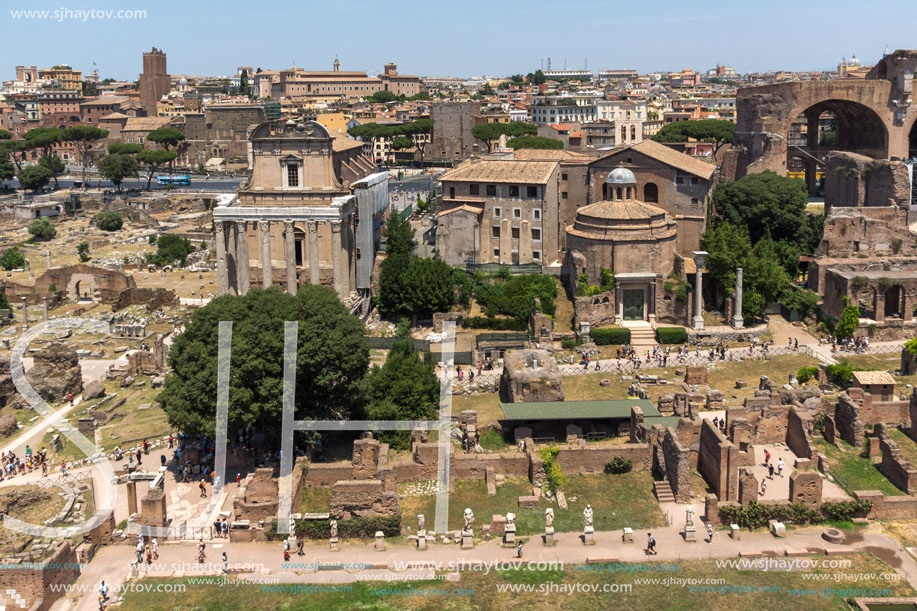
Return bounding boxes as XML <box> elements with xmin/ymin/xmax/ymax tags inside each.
<box><xmin>329</xmin><ymin>436</ymin><xmax>400</xmax><ymax>520</ymax></box>
<box><xmin>24</xmin><ymin>344</ymin><xmax>83</xmax><ymax>403</ymax></box>
<box><xmin>233</xmin><ymin>467</ymin><xmax>280</xmax><ymax>524</ymax></box>
<box><xmin>499</xmin><ymin>349</ymin><xmax>563</xmax><ymax>403</ymax></box>
<box><xmin>125</xmin><ymin>334</ymin><xmax>168</xmax><ymax>377</ymax></box>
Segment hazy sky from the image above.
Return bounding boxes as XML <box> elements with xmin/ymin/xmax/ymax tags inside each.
<box><xmin>3</xmin><ymin>0</ymin><xmax>916</xmax><ymax>80</ymax></box>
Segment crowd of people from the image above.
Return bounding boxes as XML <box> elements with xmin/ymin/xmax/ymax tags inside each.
<box><xmin>832</xmin><ymin>335</ymin><xmax>869</xmax><ymax>353</ymax></box>
<box><xmin>0</xmin><ymin>445</ymin><xmax>49</xmax><ymax>479</ymax></box>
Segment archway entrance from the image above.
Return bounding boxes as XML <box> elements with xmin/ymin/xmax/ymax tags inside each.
<box><xmin>788</xmin><ymin>100</ymin><xmax>889</xmax><ymax>195</ymax></box>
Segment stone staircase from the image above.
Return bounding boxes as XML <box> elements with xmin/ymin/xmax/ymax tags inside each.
<box><xmin>654</xmin><ymin>480</ymin><xmax>675</xmax><ymax>503</ymax></box>
<box><xmin>629</xmin><ymin>325</ymin><xmax>658</xmax><ymax>347</ymax></box>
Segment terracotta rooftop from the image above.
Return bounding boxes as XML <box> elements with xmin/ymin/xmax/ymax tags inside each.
<box><xmin>512</xmin><ymin>148</ymin><xmax>591</xmax><ymax>161</ymax></box>
<box><xmin>852</xmin><ymin>370</ymin><xmax>896</xmax><ymax>386</ymax></box>
<box><xmin>81</xmin><ymin>96</ymin><xmax>129</xmax><ymax>106</ymax></box>
<box><xmin>122</xmin><ymin>116</ymin><xmax>173</xmax><ymax>131</ymax></box>
<box><xmin>437</xmin><ymin>204</ymin><xmax>484</xmax><ymax>217</ymax></box>
<box><xmin>625</xmin><ymin>139</ymin><xmax>716</xmax><ymax>180</ymax></box>
<box><xmin>439</xmin><ymin>159</ymin><xmax>558</xmax><ymax>184</ymax></box>
<box><xmin>577</xmin><ymin>198</ymin><xmax>668</xmax><ymax>221</ymax></box>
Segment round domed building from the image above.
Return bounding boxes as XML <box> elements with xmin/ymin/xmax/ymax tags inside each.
<box><xmin>564</xmin><ymin>167</ymin><xmax>678</xmax><ymax>324</ymax></box>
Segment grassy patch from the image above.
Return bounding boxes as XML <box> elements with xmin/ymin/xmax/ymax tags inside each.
<box><xmin>452</xmin><ymin>393</ymin><xmax>503</xmax><ymax>427</ymax></box>
<box><xmin>298</xmin><ymin>487</ymin><xmax>332</xmax><ymax>515</ymax></box>
<box><xmin>0</xmin><ymin>486</ymin><xmax>66</xmax><ymax>557</ymax></box>
<box><xmin>888</xmin><ymin>429</ymin><xmax>917</xmax><ymax>467</ymax></box>
<box><xmin>814</xmin><ymin>438</ymin><xmax>905</xmax><ymax>496</ymax></box>
<box><xmin>398</xmin><ymin>472</ymin><xmax>664</xmax><ymax>536</ymax></box>
<box><xmin>119</xmin><ymin>553</ymin><xmax>915</xmax><ymax>610</ymax></box>
<box><xmin>479</xmin><ymin>429</ymin><xmax>508</xmax><ymax>451</ymax></box>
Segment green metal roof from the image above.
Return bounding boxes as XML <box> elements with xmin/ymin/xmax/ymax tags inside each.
<box><xmin>500</xmin><ymin>399</ymin><xmax>659</xmax><ymax>421</ymax></box>
<box><xmin>645</xmin><ymin>415</ymin><xmax>682</xmax><ymax>429</ymax></box>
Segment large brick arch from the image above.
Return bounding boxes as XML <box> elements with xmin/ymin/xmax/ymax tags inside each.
<box><xmin>723</xmin><ymin>55</ymin><xmax>917</xmax><ymax>182</ymax></box>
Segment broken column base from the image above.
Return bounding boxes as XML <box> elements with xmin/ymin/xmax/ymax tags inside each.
<box><xmin>329</xmin><ymin>537</ymin><xmax>339</xmax><ymax>552</ymax></box>
<box><xmin>461</xmin><ymin>532</ymin><xmax>474</xmax><ymax>549</ymax></box>
<box><xmin>583</xmin><ymin>527</ymin><xmax>595</xmax><ymax>546</ymax></box>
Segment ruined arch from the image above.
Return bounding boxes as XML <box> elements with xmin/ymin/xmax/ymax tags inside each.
<box><xmin>909</xmin><ymin>116</ymin><xmax>917</xmax><ymax>158</ymax></box>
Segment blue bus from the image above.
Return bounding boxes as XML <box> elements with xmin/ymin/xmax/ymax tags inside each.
<box><xmin>156</xmin><ymin>175</ymin><xmax>191</xmax><ymax>186</ymax></box>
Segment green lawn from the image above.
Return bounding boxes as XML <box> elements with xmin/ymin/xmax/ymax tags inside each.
<box><xmin>298</xmin><ymin>487</ymin><xmax>332</xmax><ymax>515</ymax></box>
<box><xmin>888</xmin><ymin>429</ymin><xmax>917</xmax><ymax>467</ymax></box>
<box><xmin>118</xmin><ymin>553</ymin><xmax>914</xmax><ymax>611</ymax></box>
<box><xmin>814</xmin><ymin>438</ymin><xmax>905</xmax><ymax>495</ymax></box>
<box><xmin>398</xmin><ymin>471</ymin><xmax>664</xmax><ymax>537</ymax></box>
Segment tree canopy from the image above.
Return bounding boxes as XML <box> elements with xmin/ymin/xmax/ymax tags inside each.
<box><xmin>158</xmin><ymin>286</ymin><xmax>369</xmax><ymax>446</ymax></box>
<box><xmin>108</xmin><ymin>142</ymin><xmax>143</xmax><ymax>155</ymax></box>
<box><xmin>471</xmin><ymin>122</ymin><xmax>538</xmax><ymax>152</ymax></box>
<box><xmin>97</xmin><ymin>154</ymin><xmax>138</xmax><ymax>190</ymax></box>
<box><xmin>0</xmin><ymin>248</ymin><xmax>25</xmax><ymax>271</ymax></box>
<box><xmin>62</xmin><ymin>126</ymin><xmax>108</xmax><ymax>183</ymax></box>
<box><xmin>17</xmin><ymin>165</ymin><xmax>52</xmax><ymax>192</ymax></box>
<box><xmin>652</xmin><ymin>119</ymin><xmax>735</xmax><ymax>156</ymax></box>
<box><xmin>712</xmin><ymin>171</ymin><xmax>809</xmax><ymax>244</ymax></box>
<box><xmin>366</xmin><ymin>335</ymin><xmax>438</xmax><ymax>449</ymax></box>
<box><xmin>146</xmin><ymin>234</ymin><xmax>194</xmax><ymax>266</ymax></box>
<box><xmin>28</xmin><ymin>218</ymin><xmax>56</xmax><ymax>240</ymax></box>
<box><xmin>506</xmin><ymin>135</ymin><xmax>564</xmax><ymax>150</ymax></box>
<box><xmin>94</xmin><ymin>210</ymin><xmax>124</xmax><ymax>231</ymax></box>
<box><xmin>137</xmin><ymin>149</ymin><xmax>177</xmax><ymax>190</ymax></box>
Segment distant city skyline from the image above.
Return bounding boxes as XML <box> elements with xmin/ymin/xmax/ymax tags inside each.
<box><xmin>2</xmin><ymin>0</ymin><xmax>915</xmax><ymax>81</ymax></box>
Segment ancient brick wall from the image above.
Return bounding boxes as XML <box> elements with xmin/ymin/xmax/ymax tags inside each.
<box><xmin>834</xmin><ymin>393</ymin><xmax>866</xmax><ymax>448</ymax></box>
<box><xmin>302</xmin><ymin>463</ymin><xmax>353</xmax><ymax>486</ymax></box>
<box><xmin>0</xmin><ymin>541</ymin><xmax>79</xmax><ymax>611</ymax></box>
<box><xmin>660</xmin><ymin>427</ymin><xmax>691</xmax><ymax>503</ymax></box>
<box><xmin>857</xmin><ymin>490</ymin><xmax>917</xmax><ymax>519</ymax></box>
<box><xmin>329</xmin><ymin>479</ymin><xmax>399</xmax><ymax>519</ymax></box>
<box><xmin>555</xmin><ymin>445</ymin><xmax>649</xmax><ymax>474</ymax></box>
<box><xmin>875</xmin><ymin>424</ymin><xmax>917</xmax><ymax>493</ymax></box>
<box><xmin>697</xmin><ymin>419</ymin><xmax>737</xmax><ymax>501</ymax></box>
<box><xmin>453</xmin><ymin>454</ymin><xmax>530</xmax><ymax>479</ymax></box>
<box><xmin>786</xmin><ymin>408</ymin><xmax>815</xmax><ymax>460</ymax></box>
<box><xmin>113</xmin><ymin>287</ymin><xmax>179</xmax><ymax>312</ymax></box>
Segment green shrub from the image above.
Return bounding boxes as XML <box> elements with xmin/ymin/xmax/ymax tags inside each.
<box><xmin>560</xmin><ymin>337</ymin><xmax>577</xmax><ymax>350</ymax></box>
<box><xmin>0</xmin><ymin>247</ymin><xmax>25</xmax><ymax>270</ymax></box>
<box><xmin>479</xmin><ymin>429</ymin><xmax>508</xmax><ymax>451</ymax></box>
<box><xmin>539</xmin><ymin>445</ymin><xmax>565</xmax><ymax>493</ymax></box>
<box><xmin>656</xmin><ymin>327</ymin><xmax>687</xmax><ymax>344</ymax></box>
<box><xmin>796</xmin><ymin>366</ymin><xmax>819</xmax><ymax>384</ymax></box>
<box><xmin>821</xmin><ymin>499</ymin><xmax>872</xmax><ymax>522</ymax></box>
<box><xmin>27</xmin><ymin>218</ymin><xmax>56</xmax><ymax>240</ymax></box>
<box><xmin>94</xmin><ymin>210</ymin><xmax>124</xmax><ymax>231</ymax></box>
<box><xmin>826</xmin><ymin>360</ymin><xmax>856</xmax><ymax>388</ymax></box>
<box><xmin>291</xmin><ymin>515</ymin><xmax>401</xmax><ymax>540</ymax></box>
<box><xmin>462</xmin><ymin>316</ymin><xmax>528</xmax><ymax>331</ymax></box>
<box><xmin>604</xmin><ymin>456</ymin><xmax>632</xmax><ymax>474</ymax></box>
<box><xmin>590</xmin><ymin>327</ymin><xmax>631</xmax><ymax>345</ymax></box>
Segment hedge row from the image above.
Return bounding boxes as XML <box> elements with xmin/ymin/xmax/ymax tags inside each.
<box><xmin>462</xmin><ymin>316</ymin><xmax>528</xmax><ymax>331</ymax></box>
<box><xmin>719</xmin><ymin>499</ymin><xmax>871</xmax><ymax>530</ymax></box>
<box><xmin>292</xmin><ymin>515</ymin><xmax>401</xmax><ymax>540</ymax></box>
<box><xmin>656</xmin><ymin>327</ymin><xmax>688</xmax><ymax>344</ymax></box>
<box><xmin>589</xmin><ymin>327</ymin><xmax>631</xmax><ymax>345</ymax></box>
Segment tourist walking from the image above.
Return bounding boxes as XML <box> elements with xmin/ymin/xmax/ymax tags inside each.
<box><xmin>707</xmin><ymin>523</ymin><xmax>714</xmax><ymax>543</ymax></box>
<box><xmin>222</xmin><ymin>552</ymin><xmax>228</xmax><ymax>575</ymax></box>
<box><xmin>778</xmin><ymin>457</ymin><xmax>784</xmax><ymax>477</ymax></box>
<box><xmin>646</xmin><ymin>533</ymin><xmax>656</xmax><ymax>555</ymax></box>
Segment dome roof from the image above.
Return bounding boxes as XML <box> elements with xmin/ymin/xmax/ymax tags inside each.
<box><xmin>179</xmin><ymin>77</ymin><xmax>188</xmax><ymax>86</ymax></box>
<box><xmin>606</xmin><ymin>167</ymin><xmax>636</xmax><ymax>184</ymax></box>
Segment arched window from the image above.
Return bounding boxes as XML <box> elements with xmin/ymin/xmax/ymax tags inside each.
<box><xmin>620</xmin><ymin>125</ymin><xmax>627</xmax><ymax>142</ymax></box>
<box><xmin>602</xmin><ymin>183</ymin><xmax>608</xmax><ymax>200</ymax></box>
<box><xmin>643</xmin><ymin>183</ymin><xmax>659</xmax><ymax>203</ymax></box>
<box><xmin>631</xmin><ymin>125</ymin><xmax>636</xmax><ymax>140</ymax></box>
<box><xmin>616</xmin><ymin>187</ymin><xmax>623</xmax><ymax>200</ymax></box>
<box><xmin>625</xmin><ymin>187</ymin><xmax>631</xmax><ymax>199</ymax></box>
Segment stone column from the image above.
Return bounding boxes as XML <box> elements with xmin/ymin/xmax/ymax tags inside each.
<box><xmin>331</xmin><ymin>221</ymin><xmax>343</xmax><ymax>298</ymax></box>
<box><xmin>20</xmin><ymin>297</ymin><xmax>27</xmax><ymax>329</ymax></box>
<box><xmin>259</xmin><ymin>221</ymin><xmax>272</xmax><ymax>289</ymax></box>
<box><xmin>235</xmin><ymin>220</ymin><xmax>250</xmax><ymax>295</ymax></box>
<box><xmin>215</xmin><ymin>222</ymin><xmax>228</xmax><ymax>296</ymax></box>
<box><xmin>693</xmin><ymin>251</ymin><xmax>708</xmax><ymax>330</ymax></box>
<box><xmin>339</xmin><ymin>221</ymin><xmax>350</xmax><ymax>298</ymax></box>
<box><xmin>614</xmin><ymin>282</ymin><xmax>623</xmax><ymax>324</ymax></box>
<box><xmin>648</xmin><ymin>280</ymin><xmax>656</xmax><ymax>324</ymax></box>
<box><xmin>284</xmin><ymin>220</ymin><xmax>296</xmax><ymax>295</ymax></box>
<box><xmin>45</xmin><ymin>250</ymin><xmax>51</xmax><ymax>269</ymax></box>
<box><xmin>732</xmin><ymin>267</ymin><xmax>744</xmax><ymax>329</ymax></box>
<box><xmin>42</xmin><ymin>297</ymin><xmax>48</xmax><ymax>322</ymax></box>
<box><xmin>308</xmin><ymin>220</ymin><xmax>319</xmax><ymax>285</ymax></box>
